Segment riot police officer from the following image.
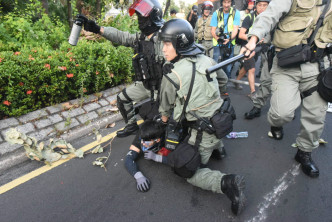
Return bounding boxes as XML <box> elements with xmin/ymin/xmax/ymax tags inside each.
<box><xmin>81</xmin><ymin>0</ymin><xmax>165</xmax><ymax>137</ymax></box>
<box><xmin>241</xmin><ymin>0</ymin><xmax>332</xmax><ymax>178</ymax></box>
<box><xmin>158</xmin><ymin>19</ymin><xmax>246</xmax><ymax>215</ymax></box>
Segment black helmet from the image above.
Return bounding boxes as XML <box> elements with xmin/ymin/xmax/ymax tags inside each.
<box><xmin>128</xmin><ymin>0</ymin><xmax>164</xmax><ymax>27</ymax></box>
<box><xmin>202</xmin><ymin>1</ymin><xmax>213</xmax><ymax>11</ymax></box>
<box><xmin>256</xmin><ymin>0</ymin><xmax>270</xmax><ymax>3</ymax></box>
<box><xmin>159</xmin><ymin>19</ymin><xmax>203</xmax><ymax>56</ymax></box>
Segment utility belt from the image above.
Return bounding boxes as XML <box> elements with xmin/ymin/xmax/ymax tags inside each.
<box><xmin>186</xmin><ymin>97</ymin><xmax>236</xmax><ymax>140</ymax></box>
<box><xmin>276</xmin><ymin>44</ymin><xmax>327</xmax><ymax>68</ymax></box>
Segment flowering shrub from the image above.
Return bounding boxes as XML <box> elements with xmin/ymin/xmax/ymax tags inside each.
<box><xmin>0</xmin><ymin>41</ymin><xmax>133</xmax><ymax>118</ymax></box>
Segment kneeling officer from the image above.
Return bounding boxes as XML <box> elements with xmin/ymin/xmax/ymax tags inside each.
<box><xmin>158</xmin><ymin>19</ymin><xmax>246</xmax><ymax>215</ymax></box>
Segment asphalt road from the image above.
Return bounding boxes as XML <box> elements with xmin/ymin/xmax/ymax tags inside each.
<box><xmin>1</xmin><ymin>85</ymin><xmax>331</xmax><ymax>222</ymax></box>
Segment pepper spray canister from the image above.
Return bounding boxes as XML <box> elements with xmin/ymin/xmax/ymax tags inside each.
<box><xmin>68</xmin><ymin>17</ymin><xmax>83</xmax><ymax>46</ymax></box>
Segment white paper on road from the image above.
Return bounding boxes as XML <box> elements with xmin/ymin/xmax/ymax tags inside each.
<box><xmin>327</xmin><ymin>103</ymin><xmax>332</xmax><ymax>113</ymax></box>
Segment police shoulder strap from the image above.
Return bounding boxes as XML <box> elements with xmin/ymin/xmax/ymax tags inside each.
<box><xmin>308</xmin><ymin>0</ymin><xmax>331</xmax><ymax>46</ymax></box>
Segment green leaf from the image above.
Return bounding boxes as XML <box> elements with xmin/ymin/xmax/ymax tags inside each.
<box><xmin>91</xmin><ymin>145</ymin><xmax>103</xmax><ymax>154</ymax></box>
<box><xmin>74</xmin><ymin>149</ymin><xmax>84</xmax><ymax>158</ymax></box>
<box><xmin>41</xmin><ymin>149</ymin><xmax>62</xmax><ymax>163</ymax></box>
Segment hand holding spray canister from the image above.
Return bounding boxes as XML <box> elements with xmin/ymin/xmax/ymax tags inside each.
<box><xmin>68</xmin><ymin>15</ymin><xmax>87</xmax><ymax>46</ymax></box>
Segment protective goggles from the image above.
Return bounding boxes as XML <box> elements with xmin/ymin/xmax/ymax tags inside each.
<box><xmin>141</xmin><ymin>139</ymin><xmax>158</xmax><ymax>147</ymax></box>
<box><xmin>129</xmin><ymin>0</ymin><xmax>154</xmax><ymax>17</ymax></box>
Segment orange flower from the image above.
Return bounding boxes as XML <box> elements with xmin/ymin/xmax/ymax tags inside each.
<box><xmin>27</xmin><ymin>90</ymin><xmax>33</xmax><ymax>95</ymax></box>
<box><xmin>109</xmin><ymin>73</ymin><xmax>114</xmax><ymax>78</ymax></box>
<box><xmin>44</xmin><ymin>64</ymin><xmax>51</xmax><ymax>69</ymax></box>
<box><xmin>3</xmin><ymin>100</ymin><xmax>11</xmax><ymax>106</ymax></box>
<box><xmin>66</xmin><ymin>73</ymin><xmax>74</xmax><ymax>78</ymax></box>
<box><xmin>96</xmin><ymin>71</ymin><xmax>99</xmax><ymax>75</ymax></box>
<box><xmin>31</xmin><ymin>49</ymin><xmax>37</xmax><ymax>53</ymax></box>
<box><xmin>14</xmin><ymin>52</ymin><xmax>21</xmax><ymax>55</ymax></box>
<box><xmin>28</xmin><ymin>55</ymin><xmax>35</xmax><ymax>60</ymax></box>
<box><xmin>48</xmin><ymin>56</ymin><xmax>52</xmax><ymax>59</ymax></box>
<box><xmin>75</xmin><ymin>64</ymin><xmax>79</xmax><ymax>67</ymax></box>
<box><xmin>69</xmin><ymin>57</ymin><xmax>75</xmax><ymax>62</ymax></box>
<box><xmin>19</xmin><ymin>82</ymin><xmax>24</xmax><ymax>86</ymax></box>
<box><xmin>82</xmin><ymin>88</ymin><xmax>87</xmax><ymax>93</ymax></box>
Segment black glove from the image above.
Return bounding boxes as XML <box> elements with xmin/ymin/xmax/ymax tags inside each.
<box><xmin>162</xmin><ymin>63</ymin><xmax>174</xmax><ymax>75</ymax></box>
<box><xmin>78</xmin><ymin>14</ymin><xmax>100</xmax><ymax>34</ymax></box>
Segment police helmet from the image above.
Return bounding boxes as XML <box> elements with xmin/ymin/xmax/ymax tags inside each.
<box><xmin>202</xmin><ymin>1</ymin><xmax>214</xmax><ymax>11</ymax></box>
<box><xmin>128</xmin><ymin>0</ymin><xmax>164</xmax><ymax>27</ymax></box>
<box><xmin>159</xmin><ymin>19</ymin><xmax>203</xmax><ymax>56</ymax></box>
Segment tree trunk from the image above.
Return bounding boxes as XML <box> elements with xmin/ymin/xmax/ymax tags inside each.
<box><xmin>163</xmin><ymin>0</ymin><xmax>171</xmax><ymax>18</ymax></box>
<box><xmin>67</xmin><ymin>0</ymin><xmax>73</xmax><ymax>28</ymax></box>
<box><xmin>96</xmin><ymin>0</ymin><xmax>101</xmax><ymax>19</ymax></box>
<box><xmin>41</xmin><ymin>0</ymin><xmax>49</xmax><ymax>15</ymax></box>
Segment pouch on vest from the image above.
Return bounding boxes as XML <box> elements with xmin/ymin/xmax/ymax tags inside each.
<box><xmin>167</xmin><ymin>138</ymin><xmax>201</xmax><ymax>178</ymax></box>
<box><xmin>276</xmin><ymin>44</ymin><xmax>312</xmax><ymax>68</ymax></box>
<box><xmin>211</xmin><ymin>97</ymin><xmax>236</xmax><ymax>139</ymax></box>
<box><xmin>317</xmin><ymin>67</ymin><xmax>332</xmax><ymax>102</ymax></box>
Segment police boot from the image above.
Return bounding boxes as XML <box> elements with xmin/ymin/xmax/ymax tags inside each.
<box><xmin>211</xmin><ymin>147</ymin><xmax>226</xmax><ymax>160</ymax></box>
<box><xmin>269</xmin><ymin>126</ymin><xmax>283</xmax><ymax>140</ymax></box>
<box><xmin>295</xmin><ymin>149</ymin><xmax>319</xmax><ymax>178</ymax></box>
<box><xmin>221</xmin><ymin>174</ymin><xmax>246</xmax><ymax>215</ymax></box>
<box><xmin>244</xmin><ymin>107</ymin><xmax>261</xmax><ymax>119</ymax></box>
<box><xmin>117</xmin><ymin>123</ymin><xmax>139</xmax><ymax>138</ymax></box>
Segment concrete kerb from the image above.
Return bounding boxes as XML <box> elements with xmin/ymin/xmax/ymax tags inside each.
<box><xmin>0</xmin><ymin>84</ymin><xmax>127</xmax><ymax>174</ymax></box>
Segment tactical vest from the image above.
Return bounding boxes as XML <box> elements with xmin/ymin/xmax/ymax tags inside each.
<box><xmin>166</xmin><ymin>55</ymin><xmax>223</xmax><ymax>122</ymax></box>
<box><xmin>213</xmin><ymin>7</ymin><xmax>237</xmax><ymax>46</ymax></box>
<box><xmin>132</xmin><ymin>33</ymin><xmax>164</xmax><ymax>91</ymax></box>
<box><xmin>197</xmin><ymin>15</ymin><xmax>213</xmax><ymax>41</ymax></box>
<box><xmin>272</xmin><ymin>0</ymin><xmax>331</xmax><ymax>50</ymax></box>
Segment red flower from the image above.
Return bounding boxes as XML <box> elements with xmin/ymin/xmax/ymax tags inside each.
<box><xmin>27</xmin><ymin>90</ymin><xmax>33</xmax><ymax>95</ymax></box>
<box><xmin>14</xmin><ymin>52</ymin><xmax>21</xmax><ymax>55</ymax></box>
<box><xmin>75</xmin><ymin>64</ymin><xmax>79</xmax><ymax>67</ymax></box>
<box><xmin>0</xmin><ymin>58</ymin><xmax>2</xmax><ymax>63</ymax></box>
<box><xmin>44</xmin><ymin>64</ymin><xmax>51</xmax><ymax>69</ymax></box>
<box><xmin>66</xmin><ymin>73</ymin><xmax>74</xmax><ymax>78</ymax></box>
<box><xmin>19</xmin><ymin>82</ymin><xmax>24</xmax><ymax>86</ymax></box>
<box><xmin>96</xmin><ymin>71</ymin><xmax>99</xmax><ymax>75</ymax></box>
<box><xmin>3</xmin><ymin>100</ymin><xmax>11</xmax><ymax>106</ymax></box>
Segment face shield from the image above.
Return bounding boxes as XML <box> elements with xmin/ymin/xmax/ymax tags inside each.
<box><xmin>129</xmin><ymin>0</ymin><xmax>155</xmax><ymax>17</ymax></box>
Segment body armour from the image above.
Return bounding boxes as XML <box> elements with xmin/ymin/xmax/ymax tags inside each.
<box><xmin>273</xmin><ymin>0</ymin><xmax>332</xmax><ymax>50</ymax></box>
<box><xmin>132</xmin><ymin>33</ymin><xmax>164</xmax><ymax>91</ymax></box>
<box><xmin>196</xmin><ymin>15</ymin><xmax>213</xmax><ymax>41</ymax></box>
<box><xmin>161</xmin><ymin>55</ymin><xmax>223</xmax><ymax>122</ymax></box>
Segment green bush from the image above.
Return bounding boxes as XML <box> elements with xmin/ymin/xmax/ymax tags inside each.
<box><xmin>0</xmin><ymin>41</ymin><xmax>133</xmax><ymax>118</ymax></box>
<box><xmin>0</xmin><ymin>1</ymin><xmax>139</xmax><ymax>119</ymax></box>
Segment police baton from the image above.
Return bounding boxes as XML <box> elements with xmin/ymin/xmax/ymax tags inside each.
<box><xmin>206</xmin><ymin>45</ymin><xmax>262</xmax><ymax>75</ymax></box>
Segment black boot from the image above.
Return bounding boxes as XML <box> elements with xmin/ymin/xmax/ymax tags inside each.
<box><xmin>270</xmin><ymin>126</ymin><xmax>283</xmax><ymax>140</ymax></box>
<box><xmin>221</xmin><ymin>174</ymin><xmax>246</xmax><ymax>215</ymax></box>
<box><xmin>211</xmin><ymin>147</ymin><xmax>226</xmax><ymax>160</ymax></box>
<box><xmin>117</xmin><ymin>123</ymin><xmax>139</xmax><ymax>138</ymax></box>
<box><xmin>295</xmin><ymin>149</ymin><xmax>319</xmax><ymax>178</ymax></box>
<box><xmin>244</xmin><ymin>107</ymin><xmax>261</xmax><ymax>119</ymax></box>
